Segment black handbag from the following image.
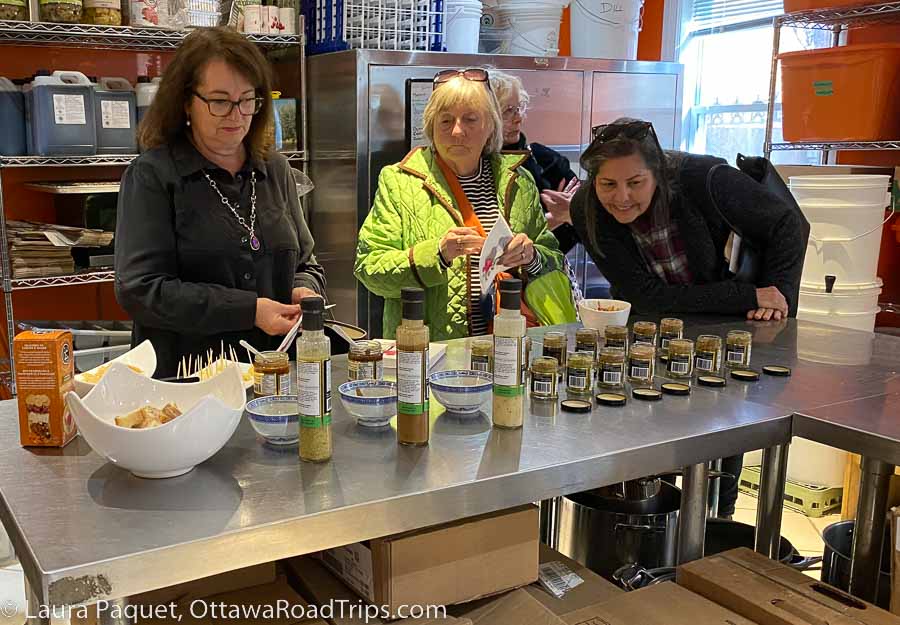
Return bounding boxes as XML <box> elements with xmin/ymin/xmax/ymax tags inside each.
<box><xmin>706</xmin><ymin>154</ymin><xmax>810</xmax><ymax>289</ymax></box>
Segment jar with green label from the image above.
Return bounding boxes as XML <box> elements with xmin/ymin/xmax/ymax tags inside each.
<box><xmin>725</xmin><ymin>330</ymin><xmax>752</xmax><ymax>369</ymax></box>
<box><xmin>632</xmin><ymin>321</ymin><xmax>657</xmax><ymax>347</ymax></box>
<box><xmin>297</xmin><ymin>298</ymin><xmax>333</xmax><ymax>463</ymax></box>
<box><xmin>604</xmin><ymin>325</ymin><xmax>629</xmax><ymax>351</ymax></box>
<box><xmin>0</xmin><ymin>0</ymin><xmax>28</xmax><ymax>20</ymax></box>
<box><xmin>666</xmin><ymin>339</ymin><xmax>694</xmax><ymax>379</ymax></box>
<box><xmin>695</xmin><ymin>335</ymin><xmax>722</xmax><ymax>374</ymax></box>
<box><xmin>530</xmin><ymin>356</ymin><xmax>558</xmax><ymax>400</ymax></box>
<box><xmin>627</xmin><ymin>343</ymin><xmax>655</xmax><ymax>385</ymax></box>
<box><xmin>659</xmin><ymin>318</ymin><xmax>683</xmax><ymax>358</ymax></box>
<box><xmin>597</xmin><ymin>347</ymin><xmax>626</xmax><ymax>390</ymax></box>
<box><xmin>40</xmin><ymin>0</ymin><xmax>82</xmax><ymax>22</ymax></box>
<box><xmin>566</xmin><ymin>352</ymin><xmax>593</xmax><ymax>396</ymax></box>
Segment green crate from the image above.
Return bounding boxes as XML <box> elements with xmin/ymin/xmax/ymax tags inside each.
<box><xmin>739</xmin><ymin>465</ymin><xmax>843</xmax><ymax>518</ymax></box>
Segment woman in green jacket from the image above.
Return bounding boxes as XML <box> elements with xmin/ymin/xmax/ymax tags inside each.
<box><xmin>355</xmin><ymin>68</ymin><xmax>568</xmax><ymax>340</ymax></box>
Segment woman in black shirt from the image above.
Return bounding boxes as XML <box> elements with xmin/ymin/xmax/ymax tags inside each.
<box><xmin>115</xmin><ymin>27</ymin><xmax>326</xmax><ymax>378</ymax></box>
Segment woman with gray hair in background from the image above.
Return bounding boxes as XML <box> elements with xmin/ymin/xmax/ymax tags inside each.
<box><xmin>354</xmin><ymin>68</ymin><xmax>569</xmax><ymax>341</ymax></box>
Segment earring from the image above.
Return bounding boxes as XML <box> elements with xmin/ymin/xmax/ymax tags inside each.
<box><xmin>186</xmin><ymin>118</ymin><xmax>191</xmax><ymax>127</ymax></box>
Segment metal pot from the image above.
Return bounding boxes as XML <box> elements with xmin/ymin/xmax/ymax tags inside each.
<box><xmin>593</xmin><ymin>477</ymin><xmax>662</xmax><ymax>502</ymax></box>
<box><xmin>557</xmin><ymin>481</ymin><xmax>681</xmax><ymax>580</ymax></box>
<box><xmin>822</xmin><ymin>520</ymin><xmax>891</xmax><ymax>609</ymax></box>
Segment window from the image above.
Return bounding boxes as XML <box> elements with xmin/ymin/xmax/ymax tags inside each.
<box><xmin>676</xmin><ymin>0</ymin><xmax>831</xmax><ymax>164</ymax></box>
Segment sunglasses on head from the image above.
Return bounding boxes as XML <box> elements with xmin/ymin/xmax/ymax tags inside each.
<box><xmin>433</xmin><ymin>68</ymin><xmax>492</xmax><ymax>91</ymax></box>
<box><xmin>592</xmin><ymin>120</ymin><xmax>655</xmax><ymax>141</ymax></box>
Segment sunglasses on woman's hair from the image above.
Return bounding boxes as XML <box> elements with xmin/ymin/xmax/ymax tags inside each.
<box><xmin>433</xmin><ymin>68</ymin><xmax>492</xmax><ymax>90</ymax></box>
<box><xmin>591</xmin><ymin>121</ymin><xmax>654</xmax><ymax>143</ymax></box>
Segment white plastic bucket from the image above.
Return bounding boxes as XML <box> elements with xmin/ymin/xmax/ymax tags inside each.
<box><xmin>790</xmin><ymin>175</ymin><xmax>893</xmax><ymax>286</ymax></box>
<box><xmin>445</xmin><ymin>0</ymin><xmax>482</xmax><ymax>53</ymax></box>
<box><xmin>571</xmin><ymin>0</ymin><xmax>643</xmax><ymax>60</ymax></box>
<box><xmin>503</xmin><ymin>10</ymin><xmax>562</xmax><ymax>56</ymax></box>
<box><xmin>787</xmin><ymin>438</ymin><xmax>847</xmax><ymax>488</ymax></box>
<box><xmin>799</xmin><ymin>278</ymin><xmax>883</xmax><ymax>314</ymax></box>
<box><xmin>797</xmin><ymin>307</ymin><xmax>879</xmax><ymax>333</ymax></box>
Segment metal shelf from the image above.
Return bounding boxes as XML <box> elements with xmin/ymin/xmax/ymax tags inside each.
<box><xmin>1</xmin><ymin>150</ymin><xmax>306</xmax><ymax>169</ymax></box>
<box><xmin>0</xmin><ymin>20</ymin><xmax>302</xmax><ymax>51</ymax></box>
<box><xmin>24</xmin><ymin>181</ymin><xmax>120</xmax><ymax>194</ymax></box>
<box><xmin>9</xmin><ymin>270</ymin><xmax>115</xmax><ymax>291</ymax></box>
<box><xmin>769</xmin><ymin>140</ymin><xmax>900</xmax><ymax>151</ymax></box>
<box><xmin>777</xmin><ymin>1</ymin><xmax>900</xmax><ymax>30</ymax></box>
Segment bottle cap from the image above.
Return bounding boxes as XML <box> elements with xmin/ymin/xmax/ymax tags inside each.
<box><xmin>697</xmin><ymin>375</ymin><xmax>727</xmax><ymax>388</ymax></box>
<box><xmin>561</xmin><ymin>399</ymin><xmax>592</xmax><ymax>413</ymax></box>
<box><xmin>661</xmin><ymin>382</ymin><xmax>691</xmax><ymax>396</ymax></box>
<box><xmin>499</xmin><ymin>278</ymin><xmax>522</xmax><ymax>311</ymax></box>
<box><xmin>632</xmin><ymin>388</ymin><xmax>663</xmax><ymax>401</ymax></box>
<box><xmin>762</xmin><ymin>365</ymin><xmax>792</xmax><ymax>377</ymax></box>
<box><xmin>301</xmin><ymin>297</ymin><xmax>324</xmax><ymax>331</ymax></box>
<box><xmin>730</xmin><ymin>369</ymin><xmax>760</xmax><ymax>382</ymax></box>
<box><xmin>401</xmin><ymin>287</ymin><xmax>425</xmax><ymax>321</ymax></box>
<box><xmin>596</xmin><ymin>392</ymin><xmax>627</xmax><ymax>406</ymax></box>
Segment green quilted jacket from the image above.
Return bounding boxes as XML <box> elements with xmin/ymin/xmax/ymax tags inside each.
<box><xmin>354</xmin><ymin>146</ymin><xmax>566</xmax><ymax>340</ymax></box>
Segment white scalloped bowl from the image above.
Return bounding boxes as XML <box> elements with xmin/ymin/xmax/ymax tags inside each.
<box><xmin>73</xmin><ymin>339</ymin><xmax>158</xmax><ymax>397</ymax></box>
<box><xmin>65</xmin><ymin>362</ymin><xmax>245</xmax><ymax>479</ymax></box>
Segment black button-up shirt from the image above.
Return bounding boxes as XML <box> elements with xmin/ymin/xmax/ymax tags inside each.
<box><xmin>115</xmin><ymin>138</ymin><xmax>326</xmax><ymax>378</ymax></box>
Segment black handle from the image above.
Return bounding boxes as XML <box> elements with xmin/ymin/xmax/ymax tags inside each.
<box><xmin>825</xmin><ymin>275</ymin><xmax>836</xmax><ymax>293</ymax></box>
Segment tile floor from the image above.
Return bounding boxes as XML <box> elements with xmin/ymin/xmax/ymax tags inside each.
<box><xmin>0</xmin><ymin>495</ymin><xmax>841</xmax><ymax>624</ymax></box>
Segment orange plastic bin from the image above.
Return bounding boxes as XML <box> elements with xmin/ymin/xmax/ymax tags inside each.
<box><xmin>784</xmin><ymin>0</ymin><xmax>878</xmax><ymax>12</ymax></box>
<box><xmin>779</xmin><ymin>44</ymin><xmax>900</xmax><ymax>142</ymax></box>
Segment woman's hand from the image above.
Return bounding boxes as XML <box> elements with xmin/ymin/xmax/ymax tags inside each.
<box><xmin>749</xmin><ymin>286</ymin><xmax>788</xmax><ymax>320</ymax></box>
<box><xmin>499</xmin><ymin>233</ymin><xmax>536</xmax><ymax>269</ymax></box>
<box><xmin>440</xmin><ymin>227</ymin><xmax>485</xmax><ymax>263</ymax></box>
<box><xmin>291</xmin><ymin>287</ymin><xmax>322</xmax><ymax>305</ymax></box>
<box><xmin>541</xmin><ymin>178</ymin><xmax>580</xmax><ymax>230</ymax></box>
<box><xmin>255</xmin><ymin>298</ymin><xmax>301</xmax><ymax>336</ymax></box>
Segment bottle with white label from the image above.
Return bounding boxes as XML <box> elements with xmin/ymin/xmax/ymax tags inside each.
<box><xmin>94</xmin><ymin>77</ymin><xmax>136</xmax><ymax>155</ymax></box>
<box><xmin>297</xmin><ymin>297</ymin><xmax>332</xmax><ymax>463</ymax></box>
<box><xmin>492</xmin><ymin>279</ymin><xmax>526</xmax><ymax>429</ymax></box>
<box><xmin>396</xmin><ymin>287</ymin><xmax>430</xmax><ymax>446</ymax></box>
<box><xmin>27</xmin><ymin>70</ymin><xmax>97</xmax><ymax>156</ymax></box>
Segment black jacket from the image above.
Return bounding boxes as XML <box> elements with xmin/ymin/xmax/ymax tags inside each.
<box><xmin>505</xmin><ymin>134</ymin><xmax>580</xmax><ymax>253</ymax></box>
<box><xmin>115</xmin><ymin>138</ymin><xmax>326</xmax><ymax>378</ymax></box>
<box><xmin>570</xmin><ymin>152</ymin><xmax>805</xmax><ymax>316</ymax></box>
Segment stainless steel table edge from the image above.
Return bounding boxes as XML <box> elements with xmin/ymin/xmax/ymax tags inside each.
<box><xmin>24</xmin><ymin>416</ymin><xmax>792</xmax><ymax>608</ymax></box>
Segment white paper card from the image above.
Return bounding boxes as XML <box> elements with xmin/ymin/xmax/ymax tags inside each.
<box><xmin>101</xmin><ymin>100</ymin><xmax>131</xmax><ymax>129</ymax></box>
<box><xmin>538</xmin><ymin>561</ymin><xmax>584</xmax><ymax>599</ymax></box>
<box><xmin>479</xmin><ymin>215</ymin><xmax>514</xmax><ymax>295</ymax></box>
<box><xmin>52</xmin><ymin>94</ymin><xmax>86</xmax><ymax>125</ymax></box>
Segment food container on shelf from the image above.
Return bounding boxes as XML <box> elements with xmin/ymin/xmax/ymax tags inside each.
<box><xmin>577</xmin><ymin>298</ymin><xmax>631</xmax><ymax>333</ymax></box>
<box><xmin>40</xmin><ymin>0</ymin><xmax>83</xmax><ymax>22</ymax></box>
<box><xmin>0</xmin><ymin>0</ymin><xmax>29</xmax><ymax>21</ymax></box>
<box><xmin>94</xmin><ymin>77</ymin><xmax>137</xmax><ymax>155</ymax></box>
<box><xmin>66</xmin><ymin>362</ymin><xmax>245</xmax><ymax>479</ymax></box>
<box><xmin>84</xmin><ymin>0</ymin><xmax>122</xmax><ymax>24</ymax></box>
<box><xmin>130</xmin><ymin>0</ymin><xmax>170</xmax><ymax>27</ymax></box>
<box><xmin>779</xmin><ymin>44</ymin><xmax>900</xmax><ymax>142</ymax></box>
<box><xmin>26</xmin><ymin>70</ymin><xmax>98</xmax><ymax>157</ymax></box>
<box><xmin>0</xmin><ymin>78</ymin><xmax>26</xmax><ymax>157</ymax></box>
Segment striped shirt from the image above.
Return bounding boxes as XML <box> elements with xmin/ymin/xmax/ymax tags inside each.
<box><xmin>456</xmin><ymin>158</ymin><xmax>542</xmax><ymax>336</ymax></box>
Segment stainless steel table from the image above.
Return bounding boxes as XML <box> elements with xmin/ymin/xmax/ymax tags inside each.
<box><xmin>1</xmin><ymin>317</ymin><xmax>898</xmax><ymax>623</ymax></box>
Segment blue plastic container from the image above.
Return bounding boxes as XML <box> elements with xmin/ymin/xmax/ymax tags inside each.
<box><xmin>0</xmin><ymin>78</ymin><xmax>26</xmax><ymax>156</ymax></box>
<box><xmin>94</xmin><ymin>77</ymin><xmax>137</xmax><ymax>154</ymax></box>
<box><xmin>27</xmin><ymin>70</ymin><xmax>97</xmax><ymax>156</ymax></box>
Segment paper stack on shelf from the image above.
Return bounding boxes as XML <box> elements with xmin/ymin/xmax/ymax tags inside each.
<box><xmin>5</xmin><ymin>221</ymin><xmax>114</xmax><ymax>279</ymax></box>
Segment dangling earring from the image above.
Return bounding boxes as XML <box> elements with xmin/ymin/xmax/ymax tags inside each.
<box><xmin>186</xmin><ymin>118</ymin><xmax>191</xmax><ymax>127</ymax></box>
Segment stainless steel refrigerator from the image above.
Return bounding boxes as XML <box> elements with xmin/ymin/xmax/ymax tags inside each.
<box><xmin>306</xmin><ymin>50</ymin><xmax>683</xmax><ymax>334</ymax></box>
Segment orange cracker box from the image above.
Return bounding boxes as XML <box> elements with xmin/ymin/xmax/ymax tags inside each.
<box><xmin>14</xmin><ymin>329</ymin><xmax>77</xmax><ymax>447</ymax></box>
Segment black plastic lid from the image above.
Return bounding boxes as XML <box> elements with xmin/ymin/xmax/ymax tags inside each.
<box><xmin>763</xmin><ymin>365</ymin><xmax>792</xmax><ymax>377</ymax></box>
<box><xmin>698</xmin><ymin>375</ymin><xmax>727</xmax><ymax>388</ymax></box>
<box><xmin>561</xmin><ymin>399</ymin><xmax>592</xmax><ymax>413</ymax></box>
<box><xmin>137</xmin><ymin>76</ymin><xmax>151</xmax><ymax>83</ymax></box>
<box><xmin>661</xmin><ymin>382</ymin><xmax>691</xmax><ymax>396</ymax></box>
<box><xmin>35</xmin><ymin>69</ymin><xmax>51</xmax><ymax>77</ymax></box>
<box><xmin>499</xmin><ymin>278</ymin><xmax>522</xmax><ymax>311</ymax></box>
<box><xmin>731</xmin><ymin>369</ymin><xmax>760</xmax><ymax>382</ymax></box>
<box><xmin>11</xmin><ymin>78</ymin><xmax>27</xmax><ymax>86</ymax></box>
<box><xmin>633</xmin><ymin>387</ymin><xmax>663</xmax><ymax>401</ymax></box>
<box><xmin>301</xmin><ymin>297</ymin><xmax>324</xmax><ymax>331</ymax></box>
<box><xmin>401</xmin><ymin>287</ymin><xmax>425</xmax><ymax>321</ymax></box>
<box><xmin>596</xmin><ymin>392</ymin><xmax>626</xmax><ymax>407</ymax></box>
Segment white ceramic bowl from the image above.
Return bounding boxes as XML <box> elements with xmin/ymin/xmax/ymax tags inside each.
<box><xmin>429</xmin><ymin>369</ymin><xmax>493</xmax><ymax>415</ymax></box>
<box><xmin>338</xmin><ymin>380</ymin><xmax>397</xmax><ymax>427</ymax></box>
<box><xmin>66</xmin><ymin>362</ymin><xmax>245</xmax><ymax>479</ymax></box>
<box><xmin>246</xmin><ymin>395</ymin><xmax>299</xmax><ymax>445</ymax></box>
<box><xmin>578</xmin><ymin>299</ymin><xmax>632</xmax><ymax>333</ymax></box>
<box><xmin>74</xmin><ymin>340</ymin><xmax>157</xmax><ymax>397</ymax></box>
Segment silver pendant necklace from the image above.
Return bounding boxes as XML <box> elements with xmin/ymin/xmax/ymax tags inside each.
<box><xmin>204</xmin><ymin>170</ymin><xmax>260</xmax><ymax>251</ymax></box>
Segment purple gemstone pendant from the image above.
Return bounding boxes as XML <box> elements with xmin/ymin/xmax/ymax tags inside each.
<box><xmin>250</xmin><ymin>235</ymin><xmax>261</xmax><ymax>251</ymax></box>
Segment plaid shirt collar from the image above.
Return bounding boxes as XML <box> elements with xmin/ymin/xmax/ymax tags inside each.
<box><xmin>629</xmin><ymin>199</ymin><xmax>694</xmax><ymax>286</ymax></box>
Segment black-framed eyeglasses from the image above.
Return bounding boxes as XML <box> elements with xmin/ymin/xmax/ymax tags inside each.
<box><xmin>591</xmin><ymin>120</ymin><xmax>654</xmax><ymax>143</ymax></box>
<box><xmin>192</xmin><ymin>91</ymin><xmax>264</xmax><ymax>117</ymax></box>
<box><xmin>433</xmin><ymin>68</ymin><xmax>492</xmax><ymax>92</ymax></box>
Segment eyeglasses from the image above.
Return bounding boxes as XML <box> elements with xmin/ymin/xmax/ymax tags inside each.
<box><xmin>501</xmin><ymin>104</ymin><xmax>527</xmax><ymax>121</ymax></box>
<box><xmin>433</xmin><ymin>68</ymin><xmax>492</xmax><ymax>91</ymax></box>
<box><xmin>192</xmin><ymin>91</ymin><xmax>264</xmax><ymax>117</ymax></box>
<box><xmin>591</xmin><ymin>120</ymin><xmax>654</xmax><ymax>143</ymax></box>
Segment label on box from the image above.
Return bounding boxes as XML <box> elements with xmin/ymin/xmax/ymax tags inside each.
<box><xmin>321</xmin><ymin>544</ymin><xmax>375</xmax><ymax>603</ymax></box>
<box><xmin>100</xmin><ymin>100</ymin><xmax>131</xmax><ymax>129</ymax></box>
<box><xmin>52</xmin><ymin>94</ymin><xmax>86</xmax><ymax>125</ymax></box>
<box><xmin>538</xmin><ymin>561</ymin><xmax>584</xmax><ymax>599</ymax></box>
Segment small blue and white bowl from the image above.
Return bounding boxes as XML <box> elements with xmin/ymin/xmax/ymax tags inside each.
<box><xmin>246</xmin><ymin>395</ymin><xmax>299</xmax><ymax>445</ymax></box>
<box><xmin>338</xmin><ymin>380</ymin><xmax>397</xmax><ymax>428</ymax></box>
<box><xmin>429</xmin><ymin>370</ymin><xmax>493</xmax><ymax>415</ymax></box>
